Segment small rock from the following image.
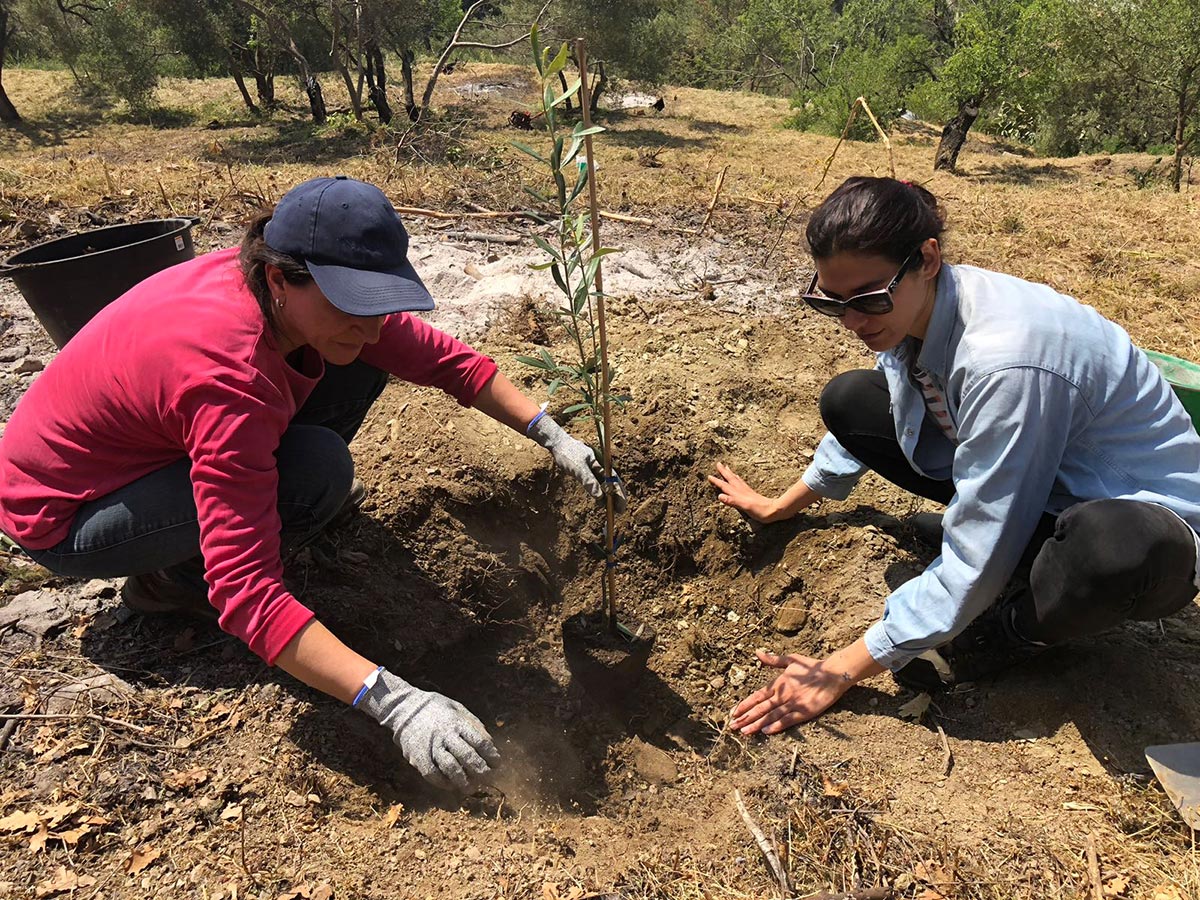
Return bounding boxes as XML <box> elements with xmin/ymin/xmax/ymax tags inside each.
<box><xmin>0</xmin><ymin>344</ymin><xmax>29</xmax><ymax>363</ymax></box>
<box><xmin>630</xmin><ymin>738</ymin><xmax>678</xmax><ymax>785</ymax></box>
<box><xmin>13</xmin><ymin>357</ymin><xmax>45</xmax><ymax>374</ymax></box>
<box><xmin>728</xmin><ymin>665</ymin><xmax>747</xmax><ymax>687</ymax></box>
<box><xmin>45</xmin><ymin>672</ymin><xmax>133</xmax><ymax>714</ymax></box>
<box><xmin>0</xmin><ymin>589</ymin><xmax>69</xmax><ymax>637</ymax></box>
<box><xmin>773</xmin><ymin>603</ymin><xmax>809</xmax><ymax>635</ymax></box>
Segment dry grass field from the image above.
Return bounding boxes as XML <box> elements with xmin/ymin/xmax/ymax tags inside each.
<box><xmin>0</xmin><ymin>61</ymin><xmax>1199</xmax><ymax>900</ymax></box>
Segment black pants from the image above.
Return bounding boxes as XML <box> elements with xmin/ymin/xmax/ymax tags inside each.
<box><xmin>820</xmin><ymin>370</ymin><xmax>1198</xmax><ymax>643</ymax></box>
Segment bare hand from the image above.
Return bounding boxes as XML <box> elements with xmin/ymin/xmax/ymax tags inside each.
<box><xmin>729</xmin><ymin>649</ymin><xmax>851</xmax><ymax>734</ymax></box>
<box><xmin>708</xmin><ymin>462</ymin><xmax>778</xmax><ymax>523</ymax></box>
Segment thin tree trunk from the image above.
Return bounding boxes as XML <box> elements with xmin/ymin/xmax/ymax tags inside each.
<box><xmin>558</xmin><ymin>70</ymin><xmax>572</xmax><ymax>111</ymax></box>
<box><xmin>0</xmin><ymin>11</ymin><xmax>20</xmax><ymax>122</ymax></box>
<box><xmin>589</xmin><ymin>59</ymin><xmax>606</xmax><ymax>114</ymax></box>
<box><xmin>366</xmin><ymin>43</ymin><xmax>392</xmax><ymax>124</ymax></box>
<box><xmin>933</xmin><ymin>98</ymin><xmax>979</xmax><ymax>172</ymax></box>
<box><xmin>227</xmin><ymin>55</ymin><xmax>258</xmax><ymax>114</ymax></box>
<box><xmin>1172</xmin><ymin>68</ymin><xmax>1195</xmax><ymax>192</ymax></box>
<box><xmin>401</xmin><ymin>48</ymin><xmax>417</xmax><ymax>121</ymax></box>
<box><xmin>336</xmin><ymin>62</ymin><xmax>362</xmax><ymax>119</ymax></box>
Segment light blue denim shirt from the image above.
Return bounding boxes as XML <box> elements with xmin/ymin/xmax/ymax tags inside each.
<box><xmin>801</xmin><ymin>263</ymin><xmax>1200</xmax><ymax>670</ymax></box>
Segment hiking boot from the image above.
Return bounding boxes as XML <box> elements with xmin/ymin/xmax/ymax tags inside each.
<box><xmin>328</xmin><ymin>477</ymin><xmax>366</xmax><ymax>528</ymax></box>
<box><xmin>892</xmin><ymin>594</ymin><xmax>1048</xmax><ymax>692</ymax></box>
<box><xmin>121</xmin><ymin>569</ymin><xmax>217</xmax><ymax>621</ymax></box>
<box><xmin>909</xmin><ymin>511</ymin><xmax>945</xmax><ymax>547</ymax></box>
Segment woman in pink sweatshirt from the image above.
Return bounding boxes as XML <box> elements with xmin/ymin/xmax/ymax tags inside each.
<box><xmin>0</xmin><ymin>176</ymin><xmax>615</xmax><ymax>793</ymax></box>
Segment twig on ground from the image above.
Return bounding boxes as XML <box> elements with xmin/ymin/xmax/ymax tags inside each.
<box><xmin>799</xmin><ymin>889</ymin><xmax>891</xmax><ymax>900</ymax></box>
<box><xmin>1086</xmin><ymin>831</ymin><xmax>1103</xmax><ymax>900</ymax></box>
<box><xmin>0</xmin><ymin>717</ymin><xmax>19</xmax><ymax>752</ymax></box>
<box><xmin>0</xmin><ymin>712</ymin><xmax>148</xmax><ymax>733</ymax></box>
<box><xmin>443</xmin><ymin>231</ymin><xmax>523</xmax><ymax>245</ymax></box>
<box><xmin>695</xmin><ymin>164</ymin><xmax>729</xmax><ymax>235</ymax></box>
<box><xmin>936</xmin><ymin>722</ymin><xmax>952</xmax><ymax>776</ymax></box>
<box><xmin>598</xmin><ymin>210</ymin><xmax>654</xmax><ymax>226</ymax></box>
<box><xmin>734</xmin><ymin>789</ymin><xmax>793</xmax><ymax>898</ymax></box>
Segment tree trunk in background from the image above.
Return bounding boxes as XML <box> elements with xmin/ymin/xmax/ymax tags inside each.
<box><xmin>336</xmin><ymin>61</ymin><xmax>362</xmax><ymax>119</ymax></box>
<box><xmin>228</xmin><ymin>56</ymin><xmax>259</xmax><ymax>114</ymax></box>
<box><xmin>558</xmin><ymin>70</ymin><xmax>572</xmax><ymax>110</ymax></box>
<box><xmin>365</xmin><ymin>42</ymin><xmax>392</xmax><ymax>124</ymax></box>
<box><xmin>0</xmin><ymin>9</ymin><xmax>20</xmax><ymax>122</ymax></box>
<box><xmin>401</xmin><ymin>48</ymin><xmax>417</xmax><ymax>121</ymax></box>
<box><xmin>303</xmin><ymin>75</ymin><xmax>327</xmax><ymax>124</ymax></box>
<box><xmin>589</xmin><ymin>59</ymin><xmax>606</xmax><ymax>114</ymax></box>
<box><xmin>1172</xmin><ymin>67</ymin><xmax>1196</xmax><ymax>192</ymax></box>
<box><xmin>933</xmin><ymin>98</ymin><xmax>979</xmax><ymax>171</ymax></box>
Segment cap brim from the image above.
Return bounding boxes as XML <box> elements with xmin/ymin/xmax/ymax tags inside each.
<box><xmin>306</xmin><ymin>257</ymin><xmax>435</xmax><ymax>317</ymax></box>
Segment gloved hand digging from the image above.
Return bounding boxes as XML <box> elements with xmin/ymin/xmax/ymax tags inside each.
<box><xmin>527</xmin><ymin>412</ymin><xmax>628</xmax><ymax>513</ymax></box>
<box><xmin>356</xmin><ymin>667</ymin><xmax>500</xmax><ymax>792</ymax></box>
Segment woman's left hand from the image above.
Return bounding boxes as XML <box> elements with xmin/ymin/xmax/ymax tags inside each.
<box><xmin>729</xmin><ymin>649</ymin><xmax>853</xmax><ymax>734</ymax></box>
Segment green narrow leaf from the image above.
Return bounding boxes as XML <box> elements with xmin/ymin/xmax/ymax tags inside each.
<box><xmin>550</xmin><ymin>262</ymin><xmax>569</xmax><ymax>296</ymax></box>
<box><xmin>511</xmin><ymin>141</ymin><xmax>548</xmax><ymax>164</ymax></box>
<box><xmin>571</xmin><ymin>124</ymin><xmax>604</xmax><ymax>137</ymax></box>
<box><xmin>539</xmin><ymin>348</ymin><xmax>555</xmax><ymax>369</ymax></box>
<box><xmin>530</xmin><ymin>24</ymin><xmax>542</xmax><ymax>74</ymax></box>
<box><xmin>545</xmin><ymin>43</ymin><xmax>569</xmax><ymax>79</ymax></box>
<box><xmin>532</xmin><ymin>234</ymin><xmax>563</xmax><ymax>262</ymax></box>
<box><xmin>522</xmin><ymin>186</ymin><xmax>550</xmax><ymax>205</ymax></box>
<box><xmin>561</xmin><ymin>402</ymin><xmax>591</xmax><ymax>415</ymax></box>
<box><xmin>528</xmin><ymin>260</ymin><xmax>556</xmax><ymax>271</ymax></box>
<box><xmin>552</xmin><ymin>78</ymin><xmax>581</xmax><ymax>107</ymax></box>
<box><xmin>548</xmin><ymin>378</ymin><xmax>562</xmax><ymax>396</ymax></box>
<box><xmin>568</xmin><ymin>168</ymin><xmax>589</xmax><ymax>204</ymax></box>
<box><xmin>515</xmin><ymin>354</ymin><xmax>551</xmax><ymax>370</ymax></box>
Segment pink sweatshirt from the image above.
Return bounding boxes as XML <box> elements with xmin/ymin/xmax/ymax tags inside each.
<box><xmin>0</xmin><ymin>247</ymin><xmax>498</xmax><ymax>663</ymax></box>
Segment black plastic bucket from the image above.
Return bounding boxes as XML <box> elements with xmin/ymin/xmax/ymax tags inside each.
<box><xmin>2</xmin><ymin>217</ymin><xmax>199</xmax><ymax>348</ymax></box>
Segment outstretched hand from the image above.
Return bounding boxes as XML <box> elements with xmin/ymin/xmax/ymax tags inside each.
<box><xmin>729</xmin><ymin>649</ymin><xmax>852</xmax><ymax>735</ymax></box>
<box><xmin>707</xmin><ymin>462</ymin><xmax>778</xmax><ymax>523</ymax></box>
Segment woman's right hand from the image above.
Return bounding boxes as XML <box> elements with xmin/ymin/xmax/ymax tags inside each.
<box><xmin>708</xmin><ymin>462</ymin><xmax>780</xmax><ymax>523</ymax></box>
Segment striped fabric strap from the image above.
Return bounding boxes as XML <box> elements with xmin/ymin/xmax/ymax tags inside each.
<box><xmin>912</xmin><ymin>365</ymin><xmax>959</xmax><ymax>443</ymax></box>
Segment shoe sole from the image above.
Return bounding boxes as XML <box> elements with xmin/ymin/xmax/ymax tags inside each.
<box><xmin>120</xmin><ymin>578</ymin><xmax>218</xmax><ymax>622</ymax></box>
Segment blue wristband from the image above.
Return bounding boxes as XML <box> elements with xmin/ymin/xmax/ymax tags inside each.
<box><xmin>352</xmin><ymin>666</ymin><xmax>385</xmax><ymax>707</ymax></box>
<box><xmin>525</xmin><ymin>409</ymin><xmax>547</xmax><ymax>435</ymax></box>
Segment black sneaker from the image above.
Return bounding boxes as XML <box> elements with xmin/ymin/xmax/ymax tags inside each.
<box><xmin>893</xmin><ymin>595</ymin><xmax>1047</xmax><ymax>692</ymax></box>
<box><xmin>121</xmin><ymin>569</ymin><xmax>217</xmax><ymax>621</ymax></box>
<box><xmin>328</xmin><ymin>477</ymin><xmax>366</xmax><ymax>528</ymax></box>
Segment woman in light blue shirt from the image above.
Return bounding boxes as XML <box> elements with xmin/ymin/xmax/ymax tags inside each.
<box><xmin>710</xmin><ymin>176</ymin><xmax>1200</xmax><ymax>735</ymax></box>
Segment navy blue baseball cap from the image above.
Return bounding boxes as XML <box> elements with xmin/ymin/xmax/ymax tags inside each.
<box><xmin>264</xmin><ymin>175</ymin><xmax>434</xmax><ymax>316</ymax></box>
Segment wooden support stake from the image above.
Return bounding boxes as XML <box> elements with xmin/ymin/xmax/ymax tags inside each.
<box><xmin>577</xmin><ymin>38</ymin><xmax>619</xmax><ymax>634</ymax></box>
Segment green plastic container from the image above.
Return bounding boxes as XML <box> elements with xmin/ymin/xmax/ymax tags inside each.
<box><xmin>1144</xmin><ymin>349</ymin><xmax>1200</xmax><ymax>432</ymax></box>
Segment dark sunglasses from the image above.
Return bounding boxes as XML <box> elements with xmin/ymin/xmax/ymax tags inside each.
<box><xmin>802</xmin><ymin>248</ymin><xmax>923</xmax><ymax>317</ymax></box>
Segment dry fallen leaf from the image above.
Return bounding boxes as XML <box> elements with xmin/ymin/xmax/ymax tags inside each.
<box><xmin>821</xmin><ymin>772</ymin><xmax>850</xmax><ymax>797</ymax></box>
<box><xmin>220</xmin><ymin>804</ymin><xmax>243</xmax><ymax>821</ymax></box>
<box><xmin>1150</xmin><ymin>884</ymin><xmax>1185</xmax><ymax>900</ymax></box>
<box><xmin>52</xmin><ymin>825</ymin><xmax>91</xmax><ymax>847</ymax></box>
<box><xmin>898</xmin><ymin>692</ymin><xmax>932</xmax><ymax>721</ymax></box>
<box><xmin>162</xmin><ymin>767</ymin><xmax>209</xmax><ymax>792</ymax></box>
<box><xmin>42</xmin><ymin>801</ymin><xmax>81</xmax><ymax>829</ymax></box>
<box><xmin>383</xmin><ymin>803</ymin><xmax>405</xmax><ymax>828</ymax></box>
<box><xmin>28</xmin><ymin>823</ymin><xmax>49</xmax><ymax>853</ymax></box>
<box><xmin>126</xmin><ymin>844</ymin><xmax>161</xmax><ymax>875</ymax></box>
<box><xmin>0</xmin><ymin>810</ymin><xmax>41</xmax><ymax>832</ymax></box>
<box><xmin>1103</xmin><ymin>873</ymin><xmax>1131</xmax><ymax>897</ymax></box>
<box><xmin>35</xmin><ymin>866</ymin><xmax>96</xmax><ymax>897</ymax></box>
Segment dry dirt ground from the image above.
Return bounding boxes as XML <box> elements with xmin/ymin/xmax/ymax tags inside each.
<box><xmin>0</xmin><ymin>63</ymin><xmax>1199</xmax><ymax>900</ymax></box>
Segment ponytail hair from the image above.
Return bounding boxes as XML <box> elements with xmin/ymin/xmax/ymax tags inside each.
<box><xmin>238</xmin><ymin>208</ymin><xmax>313</xmax><ymax>333</ymax></box>
<box><xmin>806</xmin><ymin>176</ymin><xmax>945</xmax><ymax>264</ymax></box>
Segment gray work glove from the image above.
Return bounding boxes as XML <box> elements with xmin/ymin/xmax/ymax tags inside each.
<box><xmin>357</xmin><ymin>668</ymin><xmax>500</xmax><ymax>792</ymax></box>
<box><xmin>527</xmin><ymin>413</ymin><xmax>628</xmax><ymax>514</ymax></box>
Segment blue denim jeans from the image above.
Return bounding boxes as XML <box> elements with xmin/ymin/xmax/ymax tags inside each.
<box><xmin>25</xmin><ymin>358</ymin><xmax>389</xmax><ymax>589</ymax></box>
